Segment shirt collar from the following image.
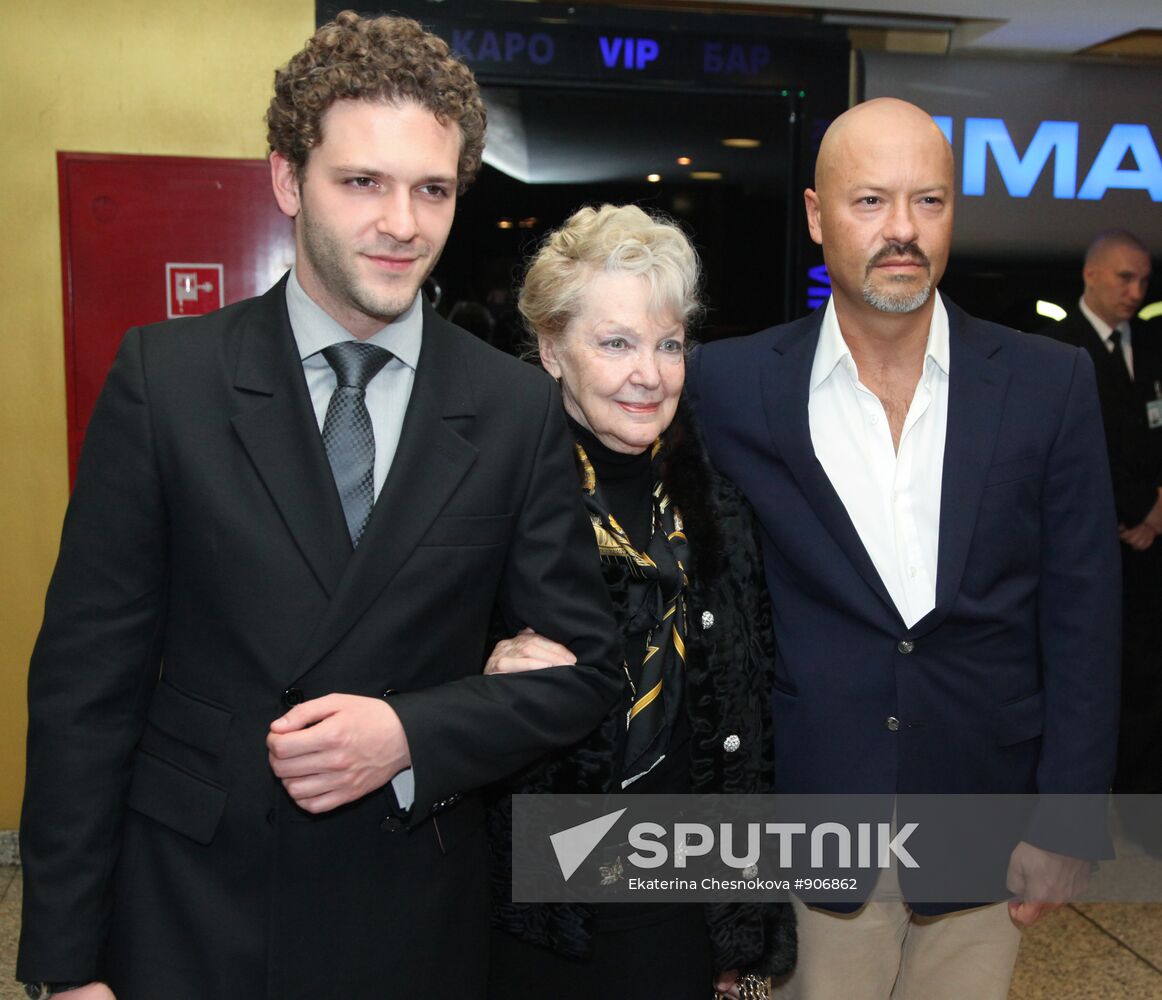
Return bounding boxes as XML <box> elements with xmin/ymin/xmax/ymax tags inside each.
<box><xmin>810</xmin><ymin>292</ymin><xmax>950</xmax><ymax>391</ymax></box>
<box><xmin>285</xmin><ymin>267</ymin><xmax>422</xmax><ymax>371</ymax></box>
<box><xmin>1078</xmin><ymin>295</ymin><xmax>1130</xmax><ymax>346</ymax></box>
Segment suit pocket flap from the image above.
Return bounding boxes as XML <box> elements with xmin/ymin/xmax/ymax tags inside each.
<box><xmin>147</xmin><ymin>679</ymin><xmax>232</xmax><ymax>757</ymax></box>
<box><xmin>419</xmin><ymin>513</ymin><xmax>514</xmax><ymax>547</ymax></box>
<box><xmin>985</xmin><ymin>454</ymin><xmax>1041</xmax><ymax>487</ymax></box>
<box><xmin>996</xmin><ymin>690</ymin><xmax>1045</xmax><ymax>746</ymax></box>
<box><xmin>127</xmin><ymin>749</ymin><xmax>228</xmax><ymax>845</ymax></box>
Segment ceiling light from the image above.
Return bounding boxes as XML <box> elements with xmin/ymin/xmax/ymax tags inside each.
<box><xmin>689</xmin><ymin>171</ymin><xmax>723</xmax><ymax>181</ymax></box>
<box><xmin>1140</xmin><ymin>301</ymin><xmax>1162</xmax><ymax>321</ymax></box>
<box><xmin>1035</xmin><ymin>300</ymin><xmax>1067</xmax><ymax>322</ymax></box>
<box><xmin>497</xmin><ymin>219</ymin><xmax>514</xmax><ymax>230</ymax></box>
<box><xmin>646</xmin><ymin>173</ymin><xmax>662</xmax><ymax>183</ymax></box>
<box><xmin>722</xmin><ymin>138</ymin><xmax>761</xmax><ymax>149</ymax></box>
<box><xmin>676</xmin><ymin>156</ymin><xmax>692</xmax><ymax>166</ymax></box>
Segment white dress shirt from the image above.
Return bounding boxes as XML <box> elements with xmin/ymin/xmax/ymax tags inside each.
<box><xmin>285</xmin><ymin>268</ymin><xmax>422</xmax><ymax>808</ymax></box>
<box><xmin>1078</xmin><ymin>295</ymin><xmax>1134</xmax><ymax>378</ymax></box>
<box><xmin>808</xmin><ymin>295</ymin><xmax>951</xmax><ymax>628</ymax></box>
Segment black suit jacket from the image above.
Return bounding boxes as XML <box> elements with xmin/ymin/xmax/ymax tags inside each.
<box><xmin>1047</xmin><ymin>311</ymin><xmax>1162</xmax><ymax>527</ymax></box>
<box><xmin>18</xmin><ymin>277</ymin><xmax>622</xmax><ymax>998</ymax></box>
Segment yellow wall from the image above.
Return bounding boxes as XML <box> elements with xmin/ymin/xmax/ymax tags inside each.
<box><xmin>0</xmin><ymin>0</ymin><xmax>314</xmax><ymax>828</ymax></box>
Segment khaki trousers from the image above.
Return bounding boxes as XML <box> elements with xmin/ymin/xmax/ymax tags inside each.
<box><xmin>774</xmin><ymin>861</ymin><xmax>1022</xmax><ymax>1000</ymax></box>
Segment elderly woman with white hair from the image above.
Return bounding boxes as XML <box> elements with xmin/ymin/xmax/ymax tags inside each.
<box><xmin>485</xmin><ymin>204</ymin><xmax>796</xmax><ymax>999</ymax></box>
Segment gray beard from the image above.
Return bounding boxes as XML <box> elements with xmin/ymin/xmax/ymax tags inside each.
<box><xmin>863</xmin><ymin>278</ymin><xmax>932</xmax><ymax>314</ymax></box>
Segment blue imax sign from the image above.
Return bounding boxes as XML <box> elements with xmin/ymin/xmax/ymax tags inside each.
<box><xmin>934</xmin><ymin>117</ymin><xmax>1162</xmax><ymax>201</ymax></box>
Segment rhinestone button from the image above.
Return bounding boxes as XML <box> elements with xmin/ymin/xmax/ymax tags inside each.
<box><xmin>897</xmin><ymin>640</ymin><xmax>915</xmax><ymax>654</ymax></box>
<box><xmin>723</xmin><ymin>733</ymin><xmax>741</xmax><ymax>752</ymax></box>
<box><xmin>886</xmin><ymin>716</ymin><xmax>901</xmax><ymax>732</ymax></box>
<box><xmin>701</xmin><ymin>610</ymin><xmax>715</xmax><ymax>630</ymax></box>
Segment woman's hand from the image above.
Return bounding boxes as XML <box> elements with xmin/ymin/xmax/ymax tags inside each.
<box><xmin>714</xmin><ymin>970</ymin><xmax>741</xmax><ymax>999</ymax></box>
<box><xmin>715</xmin><ymin>970</ymin><xmax>770</xmax><ymax>999</ymax></box>
<box><xmin>483</xmin><ymin>627</ymin><xmax>577</xmax><ymax>674</ymax></box>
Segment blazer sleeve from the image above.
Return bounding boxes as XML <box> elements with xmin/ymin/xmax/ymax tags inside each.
<box><xmin>387</xmin><ymin>381</ymin><xmax>623</xmax><ymax>820</ymax></box>
<box><xmin>18</xmin><ymin>328</ymin><xmax>166</xmax><ymax>983</ymax></box>
<box><xmin>1034</xmin><ymin>349</ymin><xmax>1121</xmax><ymax>797</ymax></box>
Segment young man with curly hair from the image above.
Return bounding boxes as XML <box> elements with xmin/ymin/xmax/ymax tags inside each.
<box><xmin>17</xmin><ymin>12</ymin><xmax>621</xmax><ymax>999</ymax></box>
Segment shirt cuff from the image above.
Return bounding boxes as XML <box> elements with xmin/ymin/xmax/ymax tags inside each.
<box><xmin>390</xmin><ymin>768</ymin><xmax>415</xmax><ymax>810</ymax></box>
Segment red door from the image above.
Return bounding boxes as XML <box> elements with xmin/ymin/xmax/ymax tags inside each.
<box><xmin>58</xmin><ymin>152</ymin><xmax>295</xmax><ymax>480</ymax></box>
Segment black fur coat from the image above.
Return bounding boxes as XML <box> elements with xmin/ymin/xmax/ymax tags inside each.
<box><xmin>486</xmin><ymin>404</ymin><xmax>796</xmax><ymax>979</ymax></box>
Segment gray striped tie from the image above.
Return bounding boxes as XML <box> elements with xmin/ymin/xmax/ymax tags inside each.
<box><xmin>321</xmin><ymin>342</ymin><xmax>392</xmax><ymax>546</ymax></box>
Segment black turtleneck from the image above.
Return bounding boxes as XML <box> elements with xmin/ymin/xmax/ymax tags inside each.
<box><xmin>567</xmin><ymin>414</ymin><xmax>691</xmax><ymax>807</ymax></box>
<box><xmin>567</xmin><ymin>416</ymin><xmax>653</xmax><ymax>549</ymax></box>
<box><xmin>566</xmin><ymin>416</ymin><xmax>693</xmax><ymax>930</ymax></box>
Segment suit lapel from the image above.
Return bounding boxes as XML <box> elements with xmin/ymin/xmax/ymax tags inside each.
<box><xmin>292</xmin><ymin>306</ymin><xmax>480</xmax><ymax>675</ymax></box>
<box><xmin>921</xmin><ymin>301</ymin><xmax>1010</xmax><ymax>632</ymax></box>
<box><xmin>230</xmin><ymin>277</ymin><xmax>351</xmax><ymax>597</ymax></box>
<box><xmin>761</xmin><ymin>314</ymin><xmax>899</xmax><ymax>619</ymax></box>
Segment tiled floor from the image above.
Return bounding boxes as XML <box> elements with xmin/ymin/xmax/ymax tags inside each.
<box><xmin>1</xmin><ymin>868</ymin><xmax>20</xmax><ymax>1000</ymax></box>
<box><xmin>1009</xmin><ymin>902</ymin><xmax>1162</xmax><ymax>999</ymax></box>
<box><xmin>1</xmin><ymin>865</ymin><xmax>1159</xmax><ymax>998</ymax></box>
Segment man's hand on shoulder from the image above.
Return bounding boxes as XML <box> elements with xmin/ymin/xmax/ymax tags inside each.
<box><xmin>1005</xmin><ymin>840</ymin><xmax>1093</xmax><ymax>927</ymax></box>
<box><xmin>267</xmin><ymin>694</ymin><xmax>411</xmax><ymax>814</ymax></box>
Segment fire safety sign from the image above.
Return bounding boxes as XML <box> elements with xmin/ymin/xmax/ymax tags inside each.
<box><xmin>166</xmin><ymin>263</ymin><xmax>224</xmax><ymax>317</ymax></box>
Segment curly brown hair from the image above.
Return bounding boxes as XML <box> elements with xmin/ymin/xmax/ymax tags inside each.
<box><xmin>267</xmin><ymin>10</ymin><xmax>486</xmax><ymax>193</ymax></box>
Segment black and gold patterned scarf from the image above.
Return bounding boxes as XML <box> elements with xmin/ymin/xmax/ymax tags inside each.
<box><xmin>575</xmin><ymin>440</ymin><xmax>690</xmax><ymax>787</ymax></box>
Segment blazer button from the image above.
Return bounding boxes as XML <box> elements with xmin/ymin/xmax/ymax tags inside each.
<box><xmin>701</xmin><ymin>611</ymin><xmax>715</xmax><ymax>630</ymax></box>
<box><xmin>897</xmin><ymin>640</ymin><xmax>915</xmax><ymax>654</ymax></box>
<box><xmin>282</xmin><ymin>687</ymin><xmax>305</xmax><ymax>708</ymax></box>
<box><xmin>886</xmin><ymin>716</ymin><xmax>901</xmax><ymax>732</ymax></box>
<box><xmin>723</xmin><ymin>734</ymin><xmax>741</xmax><ymax>753</ymax></box>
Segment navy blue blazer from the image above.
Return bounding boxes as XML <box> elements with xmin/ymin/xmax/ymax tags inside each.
<box><xmin>688</xmin><ymin>297</ymin><xmax>1120</xmax><ymax>812</ymax></box>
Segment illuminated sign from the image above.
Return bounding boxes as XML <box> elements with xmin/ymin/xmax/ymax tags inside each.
<box><xmin>806</xmin><ymin>264</ymin><xmax>830</xmax><ymax>312</ymax></box>
<box><xmin>703</xmin><ymin>43</ymin><xmax>772</xmax><ymax>76</ymax></box>
<box><xmin>934</xmin><ymin>117</ymin><xmax>1162</xmax><ymax>202</ymax></box>
<box><xmin>452</xmin><ymin>29</ymin><xmax>555</xmax><ymax>66</ymax></box>
<box><xmin>599</xmin><ymin>36</ymin><xmax>660</xmax><ymax>70</ymax></box>
<box><xmin>400</xmin><ymin>12</ymin><xmax>847</xmax><ymax>92</ymax></box>
<box><xmin>448</xmin><ymin>26</ymin><xmax>780</xmax><ymax>81</ymax></box>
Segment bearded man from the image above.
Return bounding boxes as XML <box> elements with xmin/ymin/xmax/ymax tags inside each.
<box><xmin>687</xmin><ymin>98</ymin><xmax>1121</xmax><ymax>999</ymax></box>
